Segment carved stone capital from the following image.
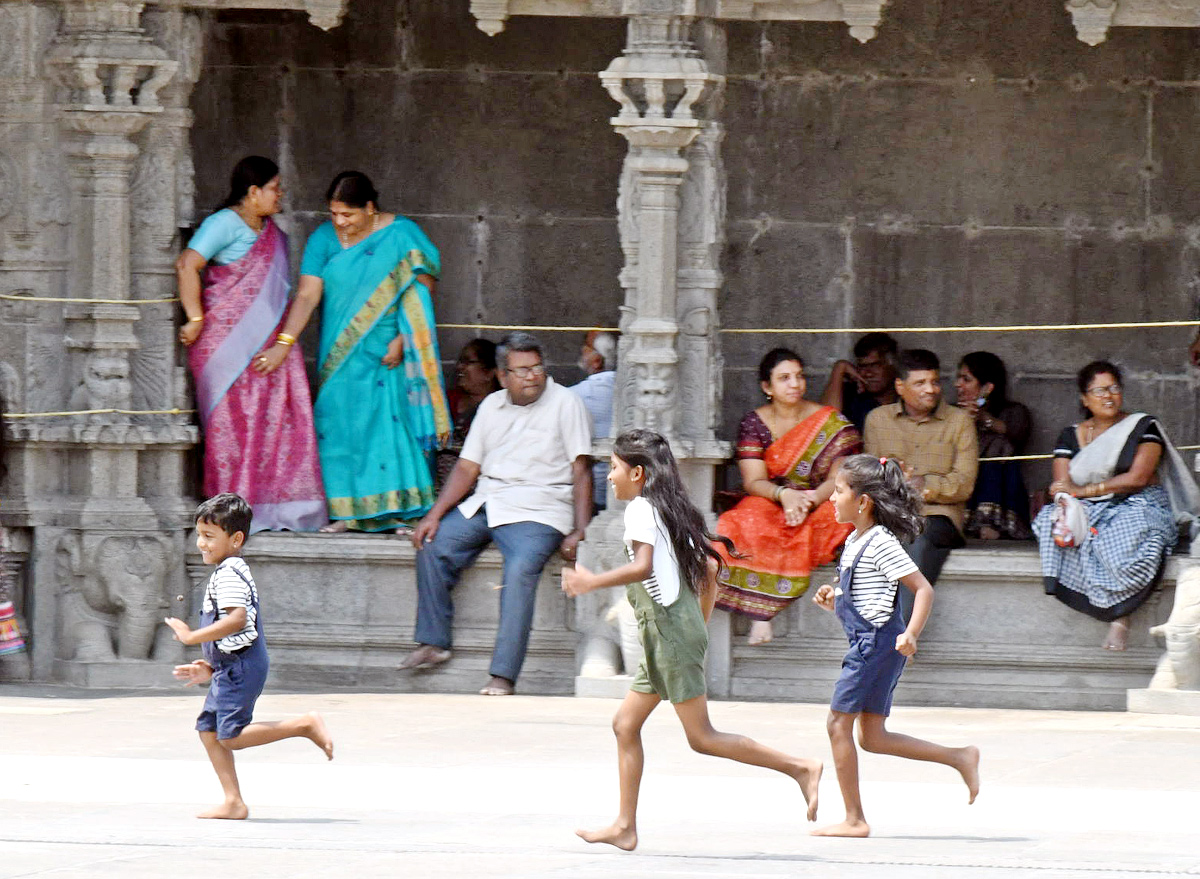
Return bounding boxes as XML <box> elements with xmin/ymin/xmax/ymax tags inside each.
<box><xmin>1066</xmin><ymin>0</ymin><xmax>1118</xmax><ymax>45</ymax></box>
<box><xmin>468</xmin><ymin>0</ymin><xmax>894</xmax><ymax>43</ymax></box>
<box><xmin>46</xmin><ymin>3</ymin><xmax>178</xmax><ymax>115</ymax></box>
<box><xmin>600</xmin><ymin>18</ymin><xmax>723</xmax><ymax>130</ymax></box>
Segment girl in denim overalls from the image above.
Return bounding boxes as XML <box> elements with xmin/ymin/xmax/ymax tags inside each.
<box><xmin>562</xmin><ymin>429</ymin><xmax>823</xmax><ymax>852</ymax></box>
<box><xmin>812</xmin><ymin>455</ymin><xmax>980</xmax><ymax>838</ymax></box>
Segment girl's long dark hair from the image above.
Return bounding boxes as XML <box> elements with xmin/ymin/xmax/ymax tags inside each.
<box><xmin>218</xmin><ymin>155</ymin><xmax>278</xmax><ymax>210</ymax></box>
<box><xmin>612</xmin><ymin>429</ymin><xmax>737</xmax><ymax>594</ymax></box>
<box><xmin>839</xmin><ymin>454</ymin><xmax>925</xmax><ymax>544</ymax></box>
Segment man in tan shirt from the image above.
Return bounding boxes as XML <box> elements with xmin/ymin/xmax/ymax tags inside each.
<box><xmin>864</xmin><ymin>349</ymin><xmax>979</xmax><ymax>598</ymax></box>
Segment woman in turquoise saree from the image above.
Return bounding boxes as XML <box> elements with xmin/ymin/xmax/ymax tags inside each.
<box><xmin>257</xmin><ymin>171</ymin><xmax>449</xmax><ymax>532</ymax></box>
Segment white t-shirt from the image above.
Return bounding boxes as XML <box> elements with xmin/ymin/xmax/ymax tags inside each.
<box><xmin>838</xmin><ymin>525</ymin><xmax>917</xmax><ymax>626</ymax></box>
<box><xmin>458</xmin><ymin>377</ymin><xmax>593</xmax><ymax>535</ymax></box>
<box><xmin>202</xmin><ymin>557</ymin><xmax>259</xmax><ymax>653</ymax></box>
<box><xmin>623</xmin><ymin>496</ymin><xmax>682</xmax><ymax>607</ymax></box>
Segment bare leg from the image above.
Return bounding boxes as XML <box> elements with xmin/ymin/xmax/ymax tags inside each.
<box><xmin>857</xmin><ymin>713</ymin><xmax>979</xmax><ymax>803</ymax></box>
<box><xmin>197</xmin><ymin>730</ymin><xmax>248</xmax><ymax>820</ymax></box>
<box><xmin>812</xmin><ymin>710</ymin><xmax>869</xmax><ymax>837</ymax></box>
<box><xmin>224</xmin><ymin>711</ymin><xmax>334</xmax><ymax>760</ymax></box>
<box><xmin>577</xmin><ymin>690</ymin><xmax>661</xmax><ymax>851</ymax></box>
<box><xmin>1103</xmin><ymin>617</ymin><xmax>1130</xmax><ymax>651</ymax></box>
<box><xmin>748</xmin><ymin>620</ymin><xmax>774</xmax><ymax>646</ymax></box>
<box><xmin>674</xmin><ymin>695</ymin><xmax>822</xmax><ymax>822</ymax></box>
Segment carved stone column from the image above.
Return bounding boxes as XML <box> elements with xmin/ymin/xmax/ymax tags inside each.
<box><xmin>7</xmin><ymin>0</ymin><xmax>197</xmax><ymax>685</ymax></box>
<box><xmin>576</xmin><ymin>4</ymin><xmax>730</xmax><ymax>696</ymax></box>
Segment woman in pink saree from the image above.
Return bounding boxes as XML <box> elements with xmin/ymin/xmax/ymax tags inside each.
<box><xmin>176</xmin><ymin>156</ymin><xmax>325</xmax><ymax>532</ymax></box>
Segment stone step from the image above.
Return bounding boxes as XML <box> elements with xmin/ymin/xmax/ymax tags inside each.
<box><xmin>185</xmin><ymin>532</ymin><xmax>577</xmax><ymax>696</ymax></box>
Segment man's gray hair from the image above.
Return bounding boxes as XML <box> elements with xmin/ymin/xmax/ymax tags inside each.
<box><xmin>497</xmin><ymin>331</ymin><xmax>543</xmax><ymax>370</ymax></box>
<box><xmin>591</xmin><ymin>332</ymin><xmax>618</xmax><ymax>371</ymax></box>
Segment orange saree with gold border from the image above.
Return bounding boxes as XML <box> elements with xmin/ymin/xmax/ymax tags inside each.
<box><xmin>715</xmin><ymin>406</ymin><xmax>861</xmax><ymax>621</ymax></box>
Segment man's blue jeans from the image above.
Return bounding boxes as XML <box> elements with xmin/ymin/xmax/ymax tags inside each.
<box><xmin>414</xmin><ymin>507</ymin><xmax>564</xmax><ymax>683</ymax></box>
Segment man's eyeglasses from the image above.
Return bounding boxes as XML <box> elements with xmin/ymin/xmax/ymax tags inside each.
<box><xmin>506</xmin><ymin>365</ymin><xmax>546</xmax><ymax>379</ymax></box>
<box><xmin>1086</xmin><ymin>384</ymin><xmax>1122</xmax><ymax>398</ymax></box>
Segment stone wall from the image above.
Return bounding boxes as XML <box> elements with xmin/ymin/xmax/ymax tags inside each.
<box><xmin>719</xmin><ymin>4</ymin><xmax>1200</xmax><ymax>486</ymax></box>
<box><xmin>191</xmin><ymin>1</ymin><xmax>1200</xmax><ymax>492</ymax></box>
<box><xmin>190</xmin><ymin>4</ymin><xmax>627</xmax><ymax>380</ymax></box>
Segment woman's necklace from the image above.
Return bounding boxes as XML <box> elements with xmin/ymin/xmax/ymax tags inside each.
<box><xmin>1085</xmin><ymin>416</ymin><xmax>1117</xmax><ymax>446</ymax></box>
<box><xmin>235</xmin><ymin>206</ymin><xmax>263</xmax><ymax>233</ymax></box>
<box><xmin>765</xmin><ymin>402</ymin><xmax>803</xmax><ymax>439</ymax></box>
<box><xmin>339</xmin><ymin>212</ymin><xmax>380</xmax><ymax>248</ymax></box>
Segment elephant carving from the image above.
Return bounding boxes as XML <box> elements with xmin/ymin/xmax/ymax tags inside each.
<box><xmin>576</xmin><ymin>510</ymin><xmax>644</xmax><ymax>679</ymax></box>
<box><xmin>57</xmin><ymin>533</ymin><xmax>173</xmax><ymax>661</ymax></box>
<box><xmin>1148</xmin><ymin>566</ymin><xmax>1200</xmax><ymax>691</ymax></box>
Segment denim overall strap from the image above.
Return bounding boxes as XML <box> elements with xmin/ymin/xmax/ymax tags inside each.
<box><xmin>199</xmin><ymin>564</ymin><xmax>265</xmax><ymax>668</ymax></box>
<box><xmin>833</xmin><ymin>529</ymin><xmax>881</xmax><ymax>638</ymax></box>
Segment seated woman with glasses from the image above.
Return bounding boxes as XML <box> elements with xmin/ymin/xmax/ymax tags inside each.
<box><xmin>1032</xmin><ymin>360</ymin><xmax>1200</xmax><ymax>650</ymax></box>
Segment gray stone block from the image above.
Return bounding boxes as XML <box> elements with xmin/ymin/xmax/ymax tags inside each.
<box><xmin>1127</xmin><ymin>687</ymin><xmax>1200</xmax><ymax>715</ymax></box>
<box><xmin>719</xmin><ymin>547</ymin><xmax>1180</xmax><ymax>710</ymax></box>
<box><xmin>185</xmin><ymin>533</ymin><xmax>578</xmax><ymax>695</ymax></box>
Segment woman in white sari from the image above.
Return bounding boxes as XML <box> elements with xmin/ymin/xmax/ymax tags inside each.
<box><xmin>1032</xmin><ymin>361</ymin><xmax>1199</xmax><ymax>650</ymax></box>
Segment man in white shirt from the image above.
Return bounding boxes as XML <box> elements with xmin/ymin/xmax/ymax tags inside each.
<box><xmin>569</xmin><ymin>331</ymin><xmax>617</xmax><ymax>512</ymax></box>
<box><xmin>402</xmin><ymin>332</ymin><xmax>593</xmax><ymax>695</ymax></box>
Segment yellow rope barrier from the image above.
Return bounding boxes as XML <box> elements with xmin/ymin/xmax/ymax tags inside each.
<box><xmin>439</xmin><ymin>323</ymin><xmax>619</xmax><ymax>333</ymax></box>
<box><xmin>2</xmin><ymin>408</ymin><xmax>193</xmax><ymax>419</ymax></box>
<box><xmin>986</xmin><ymin>445</ymin><xmax>1200</xmax><ymax>463</ymax></box>
<box><xmin>0</xmin><ymin>295</ymin><xmax>179</xmax><ymax>305</ymax></box>
<box><xmin>3</xmin><ymin>307</ymin><xmax>1196</xmax><ymax>335</ymax></box>
<box><xmin>436</xmin><ymin>317</ymin><xmax>1200</xmax><ymax>333</ymax></box>
<box><xmin>721</xmin><ymin>319</ymin><xmax>1200</xmax><ymax>335</ymax></box>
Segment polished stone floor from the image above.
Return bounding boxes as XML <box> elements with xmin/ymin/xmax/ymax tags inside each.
<box><xmin>2</xmin><ymin>688</ymin><xmax>1198</xmax><ymax>878</ymax></box>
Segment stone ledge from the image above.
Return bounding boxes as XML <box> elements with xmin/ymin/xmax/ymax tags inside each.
<box><xmin>184</xmin><ymin>532</ymin><xmax>578</xmax><ymax>695</ymax></box>
<box><xmin>718</xmin><ymin>545</ymin><xmax>1181</xmax><ymax>711</ymax></box>
<box><xmin>1127</xmin><ymin>688</ymin><xmax>1200</xmax><ymax>715</ymax></box>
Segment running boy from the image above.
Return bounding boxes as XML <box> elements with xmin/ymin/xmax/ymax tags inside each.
<box><xmin>165</xmin><ymin>493</ymin><xmax>333</xmax><ymax>819</ymax></box>
<box><xmin>812</xmin><ymin>455</ymin><xmax>979</xmax><ymax>837</ymax></box>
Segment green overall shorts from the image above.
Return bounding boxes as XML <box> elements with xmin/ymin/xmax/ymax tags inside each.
<box><xmin>627</xmin><ymin>577</ymin><xmax>709</xmax><ymax>704</ymax></box>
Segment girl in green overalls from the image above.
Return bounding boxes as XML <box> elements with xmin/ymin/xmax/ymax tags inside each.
<box><xmin>561</xmin><ymin>429</ymin><xmax>823</xmax><ymax>852</ymax></box>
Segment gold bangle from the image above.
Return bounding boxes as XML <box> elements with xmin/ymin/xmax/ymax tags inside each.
<box><xmin>1098</xmin><ymin>482</ymin><xmax>1106</xmax><ymax>496</ymax></box>
<box><xmin>773</xmin><ymin>484</ymin><xmax>785</xmax><ymax>503</ymax></box>
<box><xmin>187</xmin><ymin>315</ymin><xmax>204</xmax><ymax>323</ymax></box>
<box><xmin>275</xmin><ymin>332</ymin><xmax>297</xmax><ymax>346</ymax></box>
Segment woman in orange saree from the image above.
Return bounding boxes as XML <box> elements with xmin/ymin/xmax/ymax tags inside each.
<box><xmin>715</xmin><ymin>349</ymin><xmax>862</xmax><ymax>645</ymax></box>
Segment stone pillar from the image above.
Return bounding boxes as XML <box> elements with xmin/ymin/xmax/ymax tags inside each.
<box><xmin>2</xmin><ymin>0</ymin><xmax>198</xmax><ymax>685</ymax></box>
<box><xmin>575</xmin><ymin>4</ymin><xmax>730</xmax><ymax>696</ymax></box>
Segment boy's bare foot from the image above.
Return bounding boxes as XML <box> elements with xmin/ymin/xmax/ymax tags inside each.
<box><xmin>748</xmin><ymin>620</ymin><xmax>773</xmax><ymax>645</ymax></box>
<box><xmin>306</xmin><ymin>711</ymin><xmax>335</xmax><ymax>760</ymax></box>
<box><xmin>788</xmin><ymin>758</ymin><xmax>823</xmax><ymax>821</ymax></box>
<box><xmin>811</xmin><ymin>819</ymin><xmax>870</xmax><ymax>838</ymax></box>
<box><xmin>958</xmin><ymin>745</ymin><xmax>981</xmax><ymax>803</ymax></box>
<box><xmin>198</xmin><ymin>801</ymin><xmax>248</xmax><ymax>820</ymax></box>
<box><xmin>577</xmin><ymin>823</ymin><xmax>637</xmax><ymax>851</ymax></box>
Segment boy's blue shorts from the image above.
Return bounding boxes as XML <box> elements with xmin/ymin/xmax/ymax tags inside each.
<box><xmin>195</xmin><ymin>649</ymin><xmax>269</xmax><ymax>740</ymax></box>
<box><xmin>830</xmin><ymin>632</ymin><xmax>907</xmax><ymax>717</ymax></box>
